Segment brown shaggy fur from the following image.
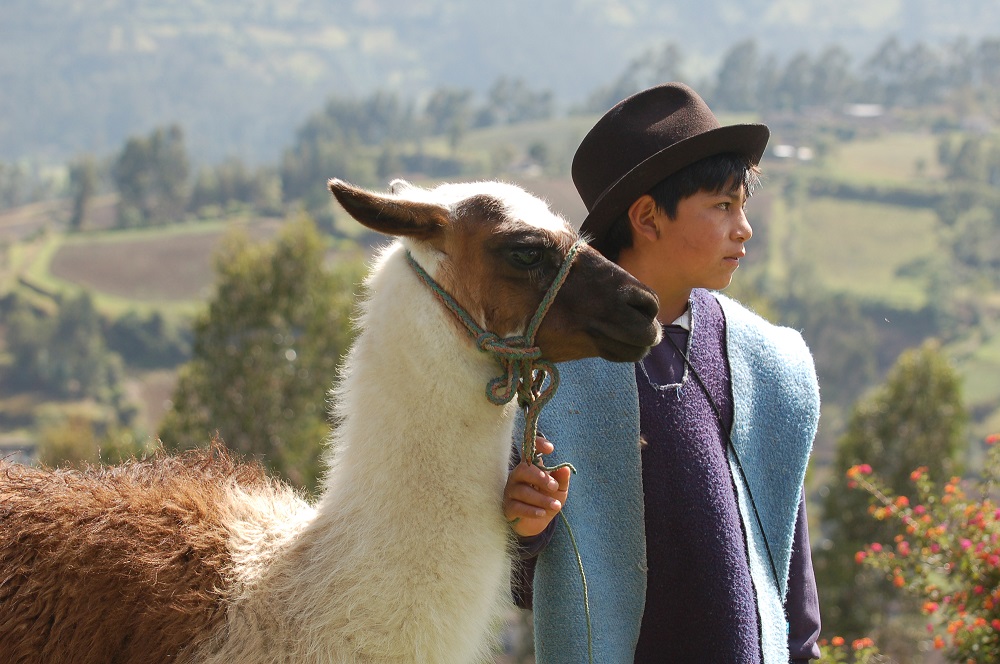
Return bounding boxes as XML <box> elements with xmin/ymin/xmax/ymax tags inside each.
<box><xmin>0</xmin><ymin>446</ymin><xmax>272</xmax><ymax>664</ymax></box>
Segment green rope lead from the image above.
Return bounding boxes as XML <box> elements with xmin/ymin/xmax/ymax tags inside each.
<box><xmin>558</xmin><ymin>510</ymin><xmax>593</xmax><ymax>664</ymax></box>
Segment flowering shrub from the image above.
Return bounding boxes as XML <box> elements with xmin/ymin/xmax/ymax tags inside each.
<box><xmin>816</xmin><ymin>635</ymin><xmax>884</xmax><ymax>663</ymax></box>
<box><xmin>848</xmin><ymin>433</ymin><xmax>1000</xmax><ymax>663</ymax></box>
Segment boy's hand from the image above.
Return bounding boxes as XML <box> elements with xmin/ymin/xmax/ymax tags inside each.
<box><xmin>503</xmin><ymin>436</ymin><xmax>571</xmax><ymax>537</ymax></box>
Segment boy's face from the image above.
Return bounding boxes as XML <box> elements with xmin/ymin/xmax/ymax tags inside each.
<box><xmin>650</xmin><ymin>180</ymin><xmax>752</xmax><ymax>293</ymax></box>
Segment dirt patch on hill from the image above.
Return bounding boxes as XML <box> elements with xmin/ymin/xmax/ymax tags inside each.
<box><xmin>48</xmin><ymin>220</ymin><xmax>282</xmax><ymax>301</ymax></box>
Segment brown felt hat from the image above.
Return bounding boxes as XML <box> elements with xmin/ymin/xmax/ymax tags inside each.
<box><xmin>571</xmin><ymin>82</ymin><xmax>770</xmax><ymax>243</ymax></box>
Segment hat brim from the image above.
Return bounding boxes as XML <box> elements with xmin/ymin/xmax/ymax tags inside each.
<box><xmin>577</xmin><ymin>123</ymin><xmax>770</xmax><ymax>239</ymax></box>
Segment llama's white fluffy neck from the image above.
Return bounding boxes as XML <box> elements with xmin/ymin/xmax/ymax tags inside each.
<box><xmin>321</xmin><ymin>242</ymin><xmax>517</xmax><ymax>510</ymax></box>
<box><xmin>246</xmin><ymin>244</ymin><xmax>518</xmax><ymax>662</ymax></box>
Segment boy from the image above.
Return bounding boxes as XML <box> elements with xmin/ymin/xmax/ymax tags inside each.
<box><xmin>504</xmin><ymin>82</ymin><xmax>821</xmax><ymax>663</ymax></box>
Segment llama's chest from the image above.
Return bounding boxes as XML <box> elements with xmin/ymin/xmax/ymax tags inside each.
<box><xmin>210</xmin><ymin>501</ymin><xmax>513</xmax><ymax>664</ymax></box>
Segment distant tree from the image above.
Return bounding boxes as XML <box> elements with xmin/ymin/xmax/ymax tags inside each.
<box><xmin>814</xmin><ymin>340</ymin><xmax>967</xmax><ymax>656</ymax></box>
<box><xmin>809</xmin><ymin>46</ymin><xmax>857</xmax><ymax>106</ymax></box>
<box><xmin>280</xmin><ymin>92</ymin><xmax>413</xmax><ymax>208</ymax></box>
<box><xmin>158</xmin><ymin>215</ymin><xmax>364</xmax><ymax>491</ymax></box>
<box><xmin>780</xmin><ymin>290</ymin><xmax>881</xmax><ymax>409</ymax></box>
<box><xmin>947</xmin><ymin>136</ymin><xmax>990</xmax><ymax>183</ymax></box>
<box><xmin>946</xmin><ymin>205</ymin><xmax>1000</xmax><ymax>287</ymax></box>
<box><xmin>582</xmin><ymin>42</ymin><xmax>685</xmax><ymax>113</ymax></box>
<box><xmin>900</xmin><ymin>42</ymin><xmax>946</xmax><ymax>106</ymax></box>
<box><xmin>189</xmin><ymin>158</ymin><xmax>283</xmax><ymax>217</ymax></box>
<box><xmin>774</xmin><ymin>52</ymin><xmax>813</xmax><ymax>111</ymax></box>
<box><xmin>68</xmin><ymin>155</ymin><xmax>99</xmax><ymax>231</ymax></box>
<box><xmin>0</xmin><ymin>162</ymin><xmax>27</xmax><ymax>208</ymax></box>
<box><xmin>754</xmin><ymin>53</ymin><xmax>783</xmax><ymax>112</ymax></box>
<box><xmin>293</xmin><ymin>92</ymin><xmax>414</xmax><ymax>150</ymax></box>
<box><xmin>860</xmin><ymin>37</ymin><xmax>907</xmax><ymax>105</ymax></box>
<box><xmin>104</xmin><ymin>310</ymin><xmax>190</xmax><ymax>368</ymax></box>
<box><xmin>0</xmin><ymin>161</ymin><xmax>60</xmax><ymax>209</ymax></box>
<box><xmin>422</xmin><ymin>87</ymin><xmax>473</xmax><ymax>150</ymax></box>
<box><xmin>2</xmin><ymin>291</ymin><xmax>129</xmax><ymax>410</ymax></box>
<box><xmin>281</xmin><ymin>136</ymin><xmax>374</xmax><ymax>215</ymax></box>
<box><xmin>711</xmin><ymin>39</ymin><xmax>762</xmax><ymax>112</ymax></box>
<box><xmin>527</xmin><ymin>142</ymin><xmax>550</xmax><ymax>170</ymax></box>
<box><xmin>112</xmin><ymin>125</ymin><xmax>190</xmax><ymax>226</ymax></box>
<box><xmin>937</xmin><ymin>135</ymin><xmax>958</xmax><ymax>172</ymax></box>
<box><xmin>972</xmin><ymin>38</ymin><xmax>1000</xmax><ymax>89</ymax></box>
<box><xmin>860</xmin><ymin>37</ymin><xmax>946</xmax><ymax>107</ymax></box>
<box><xmin>474</xmin><ymin>77</ymin><xmax>553</xmax><ymax>127</ymax></box>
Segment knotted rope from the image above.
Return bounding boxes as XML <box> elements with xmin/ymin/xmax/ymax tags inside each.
<box><xmin>405</xmin><ymin>240</ymin><xmax>594</xmax><ymax>663</ymax></box>
<box><xmin>405</xmin><ymin>241</ymin><xmax>582</xmax><ymax>472</ymax></box>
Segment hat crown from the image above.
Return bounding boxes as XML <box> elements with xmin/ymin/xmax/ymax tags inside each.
<box><xmin>572</xmin><ymin>83</ymin><xmax>721</xmax><ymax>212</ymax></box>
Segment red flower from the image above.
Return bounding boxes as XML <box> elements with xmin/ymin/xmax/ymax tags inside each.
<box><xmin>852</xmin><ymin>637</ymin><xmax>874</xmax><ymax>650</ymax></box>
<box><xmin>847</xmin><ymin>464</ymin><xmax>873</xmax><ymax>479</ymax></box>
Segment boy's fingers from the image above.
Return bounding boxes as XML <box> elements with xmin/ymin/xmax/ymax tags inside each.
<box><xmin>551</xmin><ymin>466</ymin><xmax>572</xmax><ymax>493</ymax></box>
<box><xmin>511</xmin><ymin>461</ymin><xmax>559</xmax><ymax>492</ymax></box>
<box><xmin>506</xmin><ymin>484</ymin><xmax>562</xmax><ymax>513</ymax></box>
<box><xmin>506</xmin><ymin>500</ymin><xmax>549</xmax><ymax>520</ymax></box>
<box><xmin>534</xmin><ymin>435</ymin><xmax>554</xmax><ymax>456</ymax></box>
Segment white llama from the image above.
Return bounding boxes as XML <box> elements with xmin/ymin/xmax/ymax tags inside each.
<box><xmin>0</xmin><ymin>178</ymin><xmax>660</xmax><ymax>664</ymax></box>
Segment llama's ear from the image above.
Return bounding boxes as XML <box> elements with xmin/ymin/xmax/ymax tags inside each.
<box><xmin>328</xmin><ymin>179</ymin><xmax>448</xmax><ymax>241</ymax></box>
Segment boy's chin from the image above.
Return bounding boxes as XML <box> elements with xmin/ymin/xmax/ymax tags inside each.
<box><xmin>708</xmin><ymin>276</ymin><xmax>736</xmax><ymax>291</ymax></box>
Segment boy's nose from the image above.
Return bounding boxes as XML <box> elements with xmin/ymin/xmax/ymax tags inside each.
<box><xmin>733</xmin><ymin>213</ymin><xmax>752</xmax><ymax>242</ymax></box>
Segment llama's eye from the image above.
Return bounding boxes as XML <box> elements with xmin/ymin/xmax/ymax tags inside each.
<box><xmin>508</xmin><ymin>247</ymin><xmax>544</xmax><ymax>268</ymax></box>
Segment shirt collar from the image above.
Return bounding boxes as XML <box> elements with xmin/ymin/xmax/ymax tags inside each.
<box><xmin>671</xmin><ymin>307</ymin><xmax>692</xmax><ymax>331</ymax></box>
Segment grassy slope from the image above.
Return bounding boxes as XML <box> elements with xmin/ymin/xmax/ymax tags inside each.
<box><xmin>788</xmin><ymin>197</ymin><xmax>938</xmax><ymax>309</ymax></box>
<box><xmin>824</xmin><ymin>131</ymin><xmax>947</xmax><ymax>185</ymax></box>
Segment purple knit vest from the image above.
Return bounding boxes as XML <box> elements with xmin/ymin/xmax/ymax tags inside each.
<box><xmin>633</xmin><ymin>290</ymin><xmax>761</xmax><ymax>663</ymax></box>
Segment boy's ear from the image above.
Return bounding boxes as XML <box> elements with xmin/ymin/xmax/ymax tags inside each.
<box><xmin>627</xmin><ymin>194</ymin><xmax>661</xmax><ymax>242</ymax></box>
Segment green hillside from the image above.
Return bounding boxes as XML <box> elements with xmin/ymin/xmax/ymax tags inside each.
<box><xmin>790</xmin><ymin>197</ymin><xmax>938</xmax><ymax>308</ymax></box>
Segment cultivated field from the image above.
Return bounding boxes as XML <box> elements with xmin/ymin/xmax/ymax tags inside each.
<box><xmin>47</xmin><ymin>219</ymin><xmax>284</xmax><ymax>303</ymax></box>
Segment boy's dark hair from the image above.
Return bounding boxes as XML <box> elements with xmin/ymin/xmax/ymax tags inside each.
<box><xmin>591</xmin><ymin>152</ymin><xmax>761</xmax><ymax>262</ymax></box>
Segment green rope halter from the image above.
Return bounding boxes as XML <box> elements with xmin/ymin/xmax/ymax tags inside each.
<box><xmin>405</xmin><ymin>240</ymin><xmax>583</xmax><ymax>473</ymax></box>
<box><xmin>406</xmin><ymin>240</ymin><xmax>594</xmax><ymax>663</ymax></box>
